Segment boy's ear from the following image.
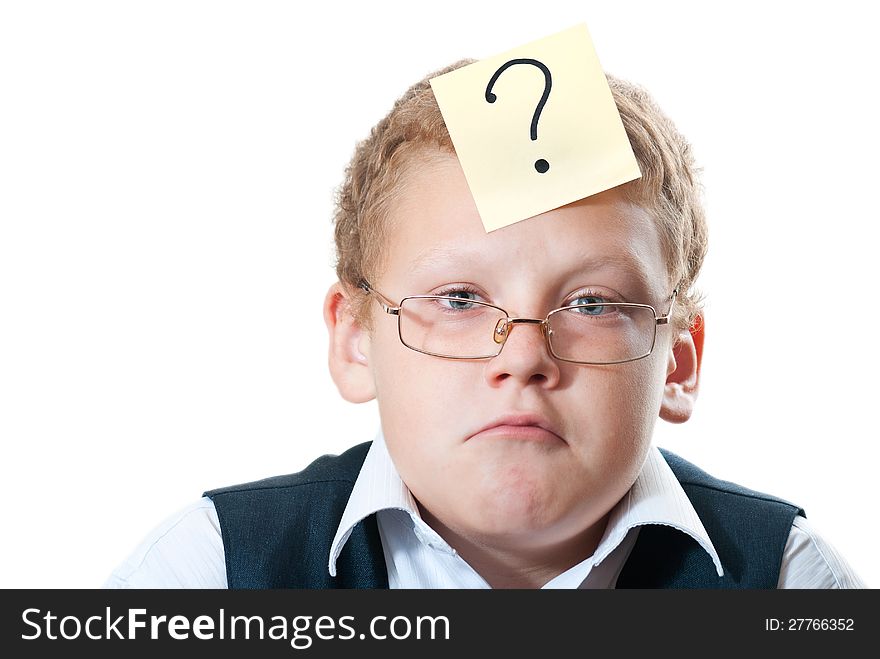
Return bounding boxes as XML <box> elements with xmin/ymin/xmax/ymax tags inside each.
<box><xmin>323</xmin><ymin>282</ymin><xmax>376</xmax><ymax>403</ymax></box>
<box><xmin>659</xmin><ymin>315</ymin><xmax>704</xmax><ymax>424</ymax></box>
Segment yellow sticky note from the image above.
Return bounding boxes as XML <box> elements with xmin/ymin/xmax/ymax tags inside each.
<box><xmin>430</xmin><ymin>23</ymin><xmax>641</xmax><ymax>232</ymax></box>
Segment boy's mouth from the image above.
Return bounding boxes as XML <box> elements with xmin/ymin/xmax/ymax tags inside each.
<box><xmin>467</xmin><ymin>413</ymin><xmax>565</xmax><ymax>444</ymax></box>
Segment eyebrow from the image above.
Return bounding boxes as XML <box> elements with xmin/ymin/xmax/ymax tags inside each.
<box><xmin>407</xmin><ymin>245</ymin><xmax>656</xmax><ymax>292</ymax></box>
<box><xmin>408</xmin><ymin>246</ymin><xmax>481</xmax><ymax>278</ymax></box>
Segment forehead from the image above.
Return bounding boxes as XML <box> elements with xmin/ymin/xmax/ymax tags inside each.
<box><xmin>381</xmin><ymin>152</ymin><xmax>669</xmax><ymax>299</ymax></box>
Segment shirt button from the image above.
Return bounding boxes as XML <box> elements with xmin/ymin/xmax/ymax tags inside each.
<box><xmin>427</xmin><ymin>541</ymin><xmax>453</xmax><ymax>554</ymax></box>
<box><xmin>413</xmin><ymin>526</ymin><xmax>455</xmax><ymax>555</ymax></box>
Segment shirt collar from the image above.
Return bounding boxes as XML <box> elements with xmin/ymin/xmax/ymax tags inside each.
<box><xmin>592</xmin><ymin>447</ymin><xmax>724</xmax><ymax>577</ymax></box>
<box><xmin>329</xmin><ymin>430</ymin><xmax>416</xmax><ymax>576</ymax></box>
<box><xmin>329</xmin><ymin>430</ymin><xmax>723</xmax><ymax>579</ymax></box>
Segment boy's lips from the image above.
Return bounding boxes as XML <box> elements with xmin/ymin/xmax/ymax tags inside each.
<box><xmin>467</xmin><ymin>413</ymin><xmax>565</xmax><ymax>443</ymax></box>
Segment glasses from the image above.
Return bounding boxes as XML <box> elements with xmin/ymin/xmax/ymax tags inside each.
<box><xmin>359</xmin><ymin>281</ymin><xmax>678</xmax><ymax>365</ymax></box>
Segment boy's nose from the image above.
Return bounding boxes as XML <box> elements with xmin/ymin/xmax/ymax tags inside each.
<box><xmin>484</xmin><ymin>318</ymin><xmax>561</xmax><ymax>388</ymax></box>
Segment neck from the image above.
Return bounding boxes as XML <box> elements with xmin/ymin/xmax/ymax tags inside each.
<box><xmin>418</xmin><ymin>506</ymin><xmax>610</xmax><ymax>589</ymax></box>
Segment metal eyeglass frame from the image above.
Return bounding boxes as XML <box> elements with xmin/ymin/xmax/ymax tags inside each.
<box><xmin>358</xmin><ymin>280</ymin><xmax>679</xmax><ymax>365</ymax></box>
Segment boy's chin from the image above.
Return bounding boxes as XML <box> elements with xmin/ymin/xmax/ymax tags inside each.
<box><xmin>455</xmin><ymin>488</ymin><xmax>588</xmax><ymax>540</ymax></box>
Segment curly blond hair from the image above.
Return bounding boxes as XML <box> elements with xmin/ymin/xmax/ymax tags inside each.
<box><xmin>333</xmin><ymin>59</ymin><xmax>707</xmax><ymax>331</ymax></box>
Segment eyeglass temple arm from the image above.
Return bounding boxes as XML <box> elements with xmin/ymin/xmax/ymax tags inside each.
<box><xmin>358</xmin><ymin>280</ymin><xmax>400</xmax><ymax>315</ymax></box>
<box><xmin>656</xmin><ymin>288</ymin><xmax>679</xmax><ymax>325</ymax></box>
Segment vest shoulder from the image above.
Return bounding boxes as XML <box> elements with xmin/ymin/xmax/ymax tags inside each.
<box><xmin>204</xmin><ymin>441</ymin><xmax>372</xmax><ymax>498</ymax></box>
<box><xmin>201</xmin><ymin>441</ymin><xmax>386</xmax><ymax>588</ymax></box>
<box><xmin>618</xmin><ymin>449</ymin><xmax>804</xmax><ymax>588</ymax></box>
<box><xmin>658</xmin><ymin>447</ymin><xmax>805</xmax><ymax>516</ymax></box>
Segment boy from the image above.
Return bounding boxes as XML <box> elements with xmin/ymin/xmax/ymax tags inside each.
<box><xmin>105</xmin><ymin>60</ymin><xmax>864</xmax><ymax>589</ymax></box>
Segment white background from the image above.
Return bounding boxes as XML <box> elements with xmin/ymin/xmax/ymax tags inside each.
<box><xmin>1</xmin><ymin>1</ymin><xmax>877</xmax><ymax>588</ymax></box>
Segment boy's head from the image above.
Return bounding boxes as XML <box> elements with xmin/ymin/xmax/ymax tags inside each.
<box><xmin>324</xmin><ymin>60</ymin><xmax>707</xmax><ymax>560</ymax></box>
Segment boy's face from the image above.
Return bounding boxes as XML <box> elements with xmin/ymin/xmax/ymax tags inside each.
<box><xmin>331</xmin><ymin>151</ymin><xmax>693</xmax><ymax>551</ymax></box>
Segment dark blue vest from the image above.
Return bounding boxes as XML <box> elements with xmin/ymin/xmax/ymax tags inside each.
<box><xmin>205</xmin><ymin>442</ymin><xmax>803</xmax><ymax>589</ymax></box>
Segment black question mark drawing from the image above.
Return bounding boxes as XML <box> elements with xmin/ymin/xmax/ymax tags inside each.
<box><xmin>485</xmin><ymin>58</ymin><xmax>552</xmax><ymax>174</ymax></box>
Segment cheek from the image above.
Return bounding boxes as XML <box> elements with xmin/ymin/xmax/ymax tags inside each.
<box><xmin>370</xmin><ymin>333</ymin><xmax>472</xmax><ymax>460</ymax></box>
<box><xmin>621</xmin><ymin>358</ymin><xmax>667</xmax><ymax>420</ymax></box>
<box><xmin>610</xmin><ymin>352</ymin><xmax>670</xmax><ymax>450</ymax></box>
<box><xmin>565</xmin><ymin>355</ymin><xmax>668</xmax><ymax>473</ymax></box>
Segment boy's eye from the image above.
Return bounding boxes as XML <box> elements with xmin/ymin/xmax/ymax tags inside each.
<box><xmin>572</xmin><ymin>295</ymin><xmax>605</xmax><ymax>306</ymax></box>
<box><xmin>438</xmin><ymin>290</ymin><xmax>478</xmax><ymax>310</ymax></box>
<box><xmin>568</xmin><ymin>294</ymin><xmax>609</xmax><ymax>316</ymax></box>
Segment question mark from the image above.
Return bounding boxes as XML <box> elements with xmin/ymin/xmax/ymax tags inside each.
<box><xmin>485</xmin><ymin>58</ymin><xmax>552</xmax><ymax>174</ymax></box>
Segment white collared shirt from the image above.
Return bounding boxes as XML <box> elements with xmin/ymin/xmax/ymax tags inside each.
<box><xmin>105</xmin><ymin>431</ymin><xmax>866</xmax><ymax>589</ymax></box>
